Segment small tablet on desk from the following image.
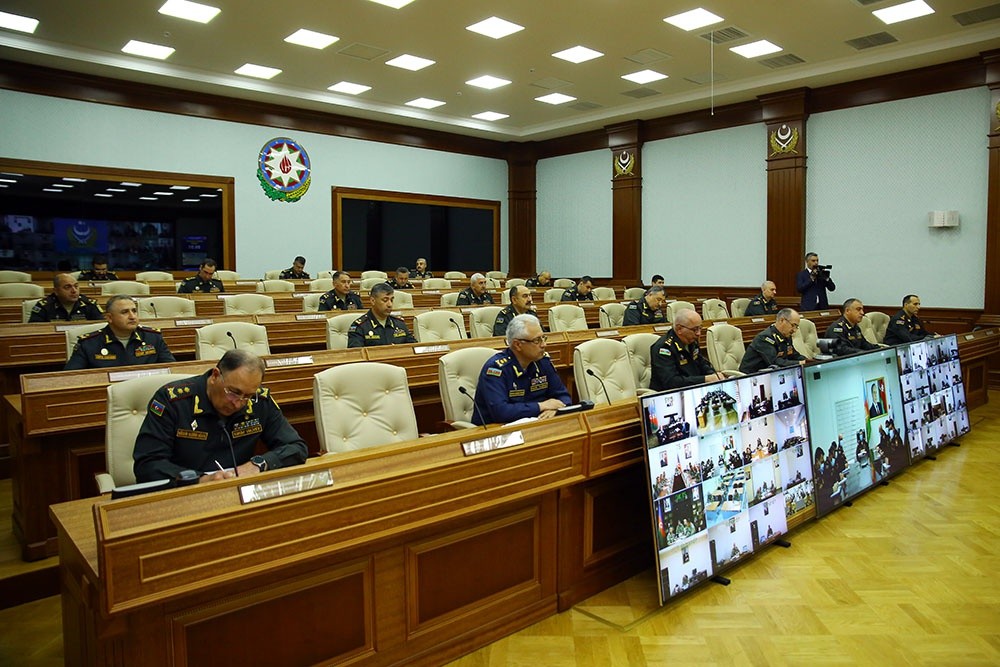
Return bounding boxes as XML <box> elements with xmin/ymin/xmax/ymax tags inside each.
<box><xmin>556</xmin><ymin>400</ymin><xmax>595</xmax><ymax>414</ymax></box>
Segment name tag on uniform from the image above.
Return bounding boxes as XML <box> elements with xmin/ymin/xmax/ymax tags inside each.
<box><xmin>95</xmin><ymin>353</ymin><xmax>117</xmax><ymax>360</ymax></box>
<box><xmin>176</xmin><ymin>429</ymin><xmax>208</xmax><ymax>441</ymax></box>
<box><xmin>509</xmin><ymin>388</ymin><xmax>525</xmax><ymax>397</ymax></box>
<box><xmin>231</xmin><ymin>420</ymin><xmax>263</xmax><ymax>438</ymax></box>
<box><xmin>135</xmin><ymin>346</ymin><xmax>157</xmax><ymax>357</ymax></box>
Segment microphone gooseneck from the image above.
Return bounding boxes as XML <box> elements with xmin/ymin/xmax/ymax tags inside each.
<box><xmin>150</xmin><ymin>301</ymin><xmax>158</xmax><ymax>319</ymax></box>
<box><xmin>448</xmin><ymin>317</ymin><xmax>465</xmax><ymax>340</ymax></box>
<box><xmin>218</xmin><ymin>418</ymin><xmax>239</xmax><ymax>476</ymax></box>
<box><xmin>586</xmin><ymin>367</ymin><xmax>613</xmax><ymax>406</ymax></box>
<box><xmin>458</xmin><ymin>385</ymin><xmax>488</xmax><ymax>428</ymax></box>
<box><xmin>226</xmin><ymin>331</ymin><xmax>238</xmax><ymax>349</ymax></box>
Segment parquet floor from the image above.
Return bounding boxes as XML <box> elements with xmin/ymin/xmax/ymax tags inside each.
<box><xmin>0</xmin><ymin>394</ymin><xmax>997</xmax><ymax>667</ymax></box>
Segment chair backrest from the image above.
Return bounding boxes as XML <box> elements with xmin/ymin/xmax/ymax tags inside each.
<box><xmin>730</xmin><ymin>297</ymin><xmax>751</xmax><ymax>318</ymax></box>
<box><xmin>701</xmin><ymin>298</ymin><xmax>729</xmax><ymax>321</ymax></box>
<box><xmin>101</xmin><ymin>280</ymin><xmax>150</xmax><ymax>296</ymax></box>
<box><xmin>543</xmin><ymin>288</ymin><xmax>564</xmax><ymax>303</ymax></box>
<box><xmin>500</xmin><ymin>290</ymin><xmax>511</xmax><ymax>304</ymax></box>
<box><xmin>548</xmin><ymin>304</ymin><xmax>588</xmax><ymax>332</ymax></box>
<box><xmin>592</xmin><ymin>286</ymin><xmax>616</xmax><ymax>301</ymax></box>
<box><xmin>326</xmin><ymin>312</ymin><xmax>360</xmax><ymax>350</ymax></box>
<box><xmin>392</xmin><ymin>290</ymin><xmax>413</xmax><ymax>309</ymax></box>
<box><xmin>0</xmin><ymin>283</ymin><xmax>43</xmax><ymax>298</ymax></box>
<box><xmin>103</xmin><ymin>373</ymin><xmax>193</xmax><ymax>489</ymax></box>
<box><xmin>414</xmin><ymin>310</ymin><xmax>467</xmax><ymax>342</ymax></box>
<box><xmin>469</xmin><ymin>306</ymin><xmax>503</xmax><ymax>338</ymax></box>
<box><xmin>867</xmin><ymin>311</ymin><xmax>890</xmax><ymax>343</ymax></box>
<box><xmin>440</xmin><ymin>292</ymin><xmax>460</xmax><ymax>308</ymax></box>
<box><xmin>623</xmin><ymin>287</ymin><xmax>646</xmax><ymax>300</ymax></box>
<box><xmin>135</xmin><ymin>271</ymin><xmax>174</xmax><ymax>281</ymax></box>
<box><xmin>137</xmin><ymin>296</ymin><xmax>196</xmax><ymax>319</ymax></box>
<box><xmin>485</xmin><ymin>277</ymin><xmax>501</xmax><ymax>289</ymax></box>
<box><xmin>257</xmin><ymin>280</ymin><xmax>295</xmax><ymax>293</ymax></box>
<box><xmin>301</xmin><ymin>293</ymin><xmax>321</xmax><ymax>312</ymax></box>
<box><xmin>623</xmin><ymin>333</ymin><xmax>661</xmax><ymax>391</ymax></box>
<box><xmin>598</xmin><ymin>302</ymin><xmax>626</xmax><ymax>328</ymax></box>
<box><xmin>705</xmin><ymin>323</ymin><xmax>746</xmax><ymax>373</ymax></box>
<box><xmin>313</xmin><ymin>363</ymin><xmax>418</xmax><ymax>453</ymax></box>
<box><xmin>665</xmin><ymin>300</ymin><xmax>695</xmax><ymax>323</ymax></box>
<box><xmin>422</xmin><ymin>278</ymin><xmax>452</xmax><ymax>289</ymax></box>
<box><xmin>0</xmin><ymin>270</ymin><xmax>31</xmax><ymax>283</ymax></box>
<box><xmin>195</xmin><ymin>322</ymin><xmax>270</xmax><ymax>360</ymax></box>
<box><xmin>21</xmin><ymin>299</ymin><xmax>36</xmax><ymax>323</ymax></box>
<box><xmin>360</xmin><ymin>277</ymin><xmax>386</xmax><ymax>290</ymax></box>
<box><xmin>505</xmin><ymin>278</ymin><xmax>526</xmax><ymax>288</ymax></box>
<box><xmin>793</xmin><ymin>317</ymin><xmax>820</xmax><ymax>359</ymax></box>
<box><xmin>317</xmin><ymin>270</ymin><xmax>334</xmax><ymax>279</ymax></box>
<box><xmin>361</xmin><ymin>270</ymin><xmax>387</xmax><ymax>280</ymax></box>
<box><xmin>65</xmin><ymin>322</ymin><xmax>107</xmax><ymax>359</ymax></box>
<box><xmin>264</xmin><ymin>270</ymin><xmax>282</xmax><ymax>280</ymax></box>
<box><xmin>486</xmin><ymin>271</ymin><xmax>507</xmax><ymax>280</ymax></box>
<box><xmin>443</xmin><ymin>271</ymin><xmax>467</xmax><ymax>280</ymax></box>
<box><xmin>214</xmin><ymin>270</ymin><xmax>240</xmax><ymax>281</ymax></box>
<box><xmin>438</xmin><ymin>347</ymin><xmax>497</xmax><ymax>423</ymax></box>
<box><xmin>309</xmin><ymin>278</ymin><xmax>334</xmax><ymax>292</ymax></box>
<box><xmin>223</xmin><ymin>293</ymin><xmax>275</xmax><ymax>315</ymax></box>
<box><xmin>573</xmin><ymin>339</ymin><xmax>637</xmax><ymax>405</ymax></box>
<box><xmin>859</xmin><ymin>314</ymin><xmax>878</xmax><ymax>345</ymax></box>
<box><xmin>553</xmin><ymin>278</ymin><xmax>575</xmax><ymax>289</ymax></box>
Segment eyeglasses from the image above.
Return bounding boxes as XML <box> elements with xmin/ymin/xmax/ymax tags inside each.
<box><xmin>218</xmin><ymin>372</ymin><xmax>258</xmax><ymax>403</ymax></box>
<box><xmin>677</xmin><ymin>324</ymin><xmax>702</xmax><ymax>333</ymax></box>
<box><xmin>516</xmin><ymin>335</ymin><xmax>547</xmax><ymax>345</ymax></box>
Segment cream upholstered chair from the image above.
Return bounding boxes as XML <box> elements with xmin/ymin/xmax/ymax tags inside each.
<box><xmin>438</xmin><ymin>347</ymin><xmax>497</xmax><ymax>428</ymax></box>
<box><xmin>624</xmin><ymin>287</ymin><xmax>646</xmax><ymax>300</ymax></box>
<box><xmin>623</xmin><ymin>332</ymin><xmax>660</xmax><ymax>393</ymax></box>
<box><xmin>665</xmin><ymin>300</ymin><xmax>695</xmax><ymax>323</ymax></box>
<box><xmin>96</xmin><ymin>373</ymin><xmax>193</xmax><ymax>493</ymax></box>
<box><xmin>592</xmin><ymin>286</ymin><xmax>616</xmax><ymax>301</ymax></box>
<box><xmin>69</xmin><ymin>271</ymin><xmax>82</xmax><ymax>281</ymax></box>
<box><xmin>553</xmin><ymin>278</ymin><xmax>575</xmax><ymax>289</ymax></box>
<box><xmin>317</xmin><ymin>270</ymin><xmax>335</xmax><ymax>279</ymax></box>
<box><xmin>486</xmin><ymin>271</ymin><xmax>507</xmax><ymax>280</ymax></box>
<box><xmin>573</xmin><ymin>339</ymin><xmax>638</xmax><ymax>405</ymax></box>
<box><xmin>214</xmin><ymin>270</ymin><xmax>240</xmax><ymax>281</ymax></box>
<box><xmin>65</xmin><ymin>322</ymin><xmax>107</xmax><ymax>359</ymax></box>
<box><xmin>361</xmin><ymin>270</ymin><xmax>387</xmax><ymax>280</ymax></box>
<box><xmin>867</xmin><ymin>311</ymin><xmax>890</xmax><ymax>343</ymax></box>
<box><xmin>195</xmin><ymin>322</ymin><xmax>270</xmax><ymax>360</ymax></box>
<box><xmin>440</xmin><ymin>292</ymin><xmax>460</xmax><ymax>308</ymax></box>
<box><xmin>0</xmin><ymin>270</ymin><xmax>32</xmax><ymax>283</ymax></box>
<box><xmin>21</xmin><ymin>299</ymin><xmax>37</xmax><ymax>323</ymax></box>
<box><xmin>392</xmin><ymin>290</ymin><xmax>413</xmax><ymax>309</ymax></box>
<box><xmin>505</xmin><ymin>278</ymin><xmax>526</xmax><ymax>288</ymax></box>
<box><xmin>301</xmin><ymin>293</ymin><xmax>322</xmax><ymax>312</ymax></box>
<box><xmin>135</xmin><ymin>270</ymin><xmax>174</xmax><ymax>281</ymax></box>
<box><xmin>360</xmin><ymin>277</ymin><xmax>386</xmax><ymax>291</ymax></box>
<box><xmin>730</xmin><ymin>298</ymin><xmax>751</xmax><ymax>318</ymax></box>
<box><xmin>223</xmin><ymin>293</ymin><xmax>275</xmax><ymax>315</ymax></box>
<box><xmin>326</xmin><ymin>312</ymin><xmax>360</xmax><ymax>350</ymax></box>
<box><xmin>598</xmin><ymin>302</ymin><xmax>626</xmax><ymax>328</ymax></box>
<box><xmin>485</xmin><ymin>277</ymin><xmax>501</xmax><ymax>289</ymax></box>
<box><xmin>500</xmin><ymin>290</ymin><xmax>511</xmax><ymax>305</ymax></box>
<box><xmin>859</xmin><ymin>314</ymin><xmax>878</xmax><ymax>345</ymax></box>
<box><xmin>705</xmin><ymin>323</ymin><xmax>746</xmax><ymax>376</ymax></box>
<box><xmin>702</xmin><ymin>298</ymin><xmax>729</xmax><ymax>321</ymax></box>
<box><xmin>443</xmin><ymin>271</ymin><xmax>467</xmax><ymax>280</ymax></box>
<box><xmin>422</xmin><ymin>278</ymin><xmax>452</xmax><ymax>289</ymax></box>
<box><xmin>101</xmin><ymin>280</ymin><xmax>150</xmax><ymax>296</ymax></box>
<box><xmin>415</xmin><ymin>310</ymin><xmax>467</xmax><ymax>342</ymax></box>
<box><xmin>313</xmin><ymin>363</ymin><xmax>419</xmax><ymax>453</ymax></box>
<box><xmin>793</xmin><ymin>318</ymin><xmax>821</xmax><ymax>359</ymax></box>
<box><xmin>548</xmin><ymin>304</ymin><xmax>588</xmax><ymax>333</ymax></box>
<box><xmin>257</xmin><ymin>279</ymin><xmax>295</xmax><ymax>293</ymax></box>
<box><xmin>543</xmin><ymin>288</ymin><xmax>564</xmax><ymax>303</ymax></box>
<box><xmin>469</xmin><ymin>306</ymin><xmax>502</xmax><ymax>338</ymax></box>
<box><xmin>309</xmin><ymin>278</ymin><xmax>333</xmax><ymax>292</ymax></box>
<box><xmin>138</xmin><ymin>296</ymin><xmax>196</xmax><ymax>319</ymax></box>
<box><xmin>0</xmin><ymin>283</ymin><xmax>43</xmax><ymax>298</ymax></box>
<box><xmin>264</xmin><ymin>270</ymin><xmax>282</xmax><ymax>280</ymax></box>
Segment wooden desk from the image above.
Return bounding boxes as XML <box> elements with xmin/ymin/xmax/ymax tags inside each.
<box><xmin>50</xmin><ymin>405</ymin><xmax>650</xmax><ymax>667</ymax></box>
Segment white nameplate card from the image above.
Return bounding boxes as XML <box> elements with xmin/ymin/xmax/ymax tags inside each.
<box><xmin>108</xmin><ymin>367</ymin><xmax>171</xmax><ymax>383</ymax></box>
<box><xmin>597</xmin><ymin>329</ymin><xmax>619</xmax><ymax>337</ymax></box>
<box><xmin>295</xmin><ymin>313</ymin><xmax>327</xmax><ymax>321</ymax></box>
<box><xmin>654</xmin><ymin>325</ymin><xmax>671</xmax><ymax>332</ymax></box>
<box><xmin>461</xmin><ymin>308</ymin><xmax>475</xmax><ymax>314</ymax></box>
<box><xmin>988</xmin><ymin>330</ymin><xmax>996</xmax><ymax>335</ymax></box>
<box><xmin>820</xmin><ymin>311</ymin><xmax>830</xmax><ymax>316</ymax></box>
<box><xmin>390</xmin><ymin>311</ymin><xmax>402</xmax><ymax>317</ymax></box>
<box><xmin>216</xmin><ymin>294</ymin><xmax>236</xmax><ymax>299</ymax></box>
<box><xmin>265</xmin><ymin>355</ymin><xmax>314</xmax><ymax>369</ymax></box>
<box><xmin>965</xmin><ymin>334</ymin><xmax>975</xmax><ymax>340</ymax></box>
<box><xmin>54</xmin><ymin>324</ymin><xmax>82</xmax><ymax>332</ymax></box>
<box><xmin>423</xmin><ymin>290</ymin><xmax>442</xmax><ymax>295</ymax></box>
<box><xmin>292</xmin><ymin>292</ymin><xmax>312</xmax><ymax>298</ymax></box>
<box><xmin>751</xmin><ymin>317</ymin><xmax>765</xmax><ymax>323</ymax></box>
<box><xmin>414</xmin><ymin>344</ymin><xmax>450</xmax><ymax>354</ymax></box>
<box><xmin>461</xmin><ymin>430</ymin><xmax>525</xmax><ymax>456</ymax></box>
<box><xmin>581</xmin><ymin>302</ymin><xmax>595</xmax><ymax>308</ymax></box>
<box><xmin>175</xmin><ymin>318</ymin><xmax>214</xmax><ymax>326</ymax></box>
<box><xmin>239</xmin><ymin>469</ymin><xmax>334</xmax><ymax>504</ymax></box>
<box><xmin>236</xmin><ymin>281</ymin><xmax>259</xmax><ymax>286</ymax></box>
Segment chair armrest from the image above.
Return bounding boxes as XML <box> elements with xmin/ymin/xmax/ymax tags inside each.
<box><xmin>721</xmin><ymin>370</ymin><xmax>745</xmax><ymax>377</ymax></box>
<box><xmin>95</xmin><ymin>473</ymin><xmax>115</xmax><ymax>495</ymax></box>
<box><xmin>635</xmin><ymin>388</ymin><xmax>656</xmax><ymax>396</ymax></box>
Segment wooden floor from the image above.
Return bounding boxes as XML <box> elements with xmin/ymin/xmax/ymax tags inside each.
<box><xmin>1</xmin><ymin>393</ymin><xmax>998</xmax><ymax>667</ymax></box>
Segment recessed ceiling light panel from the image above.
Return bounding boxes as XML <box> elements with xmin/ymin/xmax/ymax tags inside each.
<box><xmin>0</xmin><ymin>10</ymin><xmax>39</xmax><ymax>33</ymax></box>
<box><xmin>235</xmin><ymin>63</ymin><xmax>282</xmax><ymax>79</ymax></box>
<box><xmin>122</xmin><ymin>40</ymin><xmax>175</xmax><ymax>60</ymax></box>
<box><xmin>552</xmin><ymin>46</ymin><xmax>604</xmax><ymax>64</ymax></box>
<box><xmin>466</xmin><ymin>16</ymin><xmax>524</xmax><ymax>39</ymax></box>
<box><xmin>386</xmin><ymin>54</ymin><xmax>435</xmax><ymax>70</ymax></box>
<box><xmin>466</xmin><ymin>75</ymin><xmax>511</xmax><ymax>90</ymax></box>
<box><xmin>535</xmin><ymin>93</ymin><xmax>577</xmax><ymax>105</ymax></box>
<box><xmin>285</xmin><ymin>28</ymin><xmax>339</xmax><ymax>49</ymax></box>
<box><xmin>328</xmin><ymin>81</ymin><xmax>372</xmax><ymax>95</ymax></box>
<box><xmin>729</xmin><ymin>40</ymin><xmax>782</xmax><ymax>58</ymax></box>
<box><xmin>621</xmin><ymin>69</ymin><xmax>668</xmax><ymax>84</ymax></box>
<box><xmin>664</xmin><ymin>8</ymin><xmax>724</xmax><ymax>31</ymax></box>
<box><xmin>873</xmin><ymin>0</ymin><xmax>934</xmax><ymax>24</ymax></box>
<box><xmin>472</xmin><ymin>111</ymin><xmax>509</xmax><ymax>121</ymax></box>
<box><xmin>158</xmin><ymin>0</ymin><xmax>220</xmax><ymax>24</ymax></box>
<box><xmin>405</xmin><ymin>97</ymin><xmax>446</xmax><ymax>109</ymax></box>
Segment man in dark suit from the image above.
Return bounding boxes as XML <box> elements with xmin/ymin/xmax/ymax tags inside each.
<box><xmin>796</xmin><ymin>252</ymin><xmax>835</xmax><ymax>311</ymax></box>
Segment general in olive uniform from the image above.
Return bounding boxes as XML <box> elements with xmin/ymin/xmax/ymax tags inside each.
<box><xmin>456</xmin><ymin>274</ymin><xmax>494</xmax><ymax>306</ymax></box>
<box><xmin>28</xmin><ymin>274</ymin><xmax>104</xmax><ymax>323</ymax></box>
<box><xmin>744</xmin><ymin>281</ymin><xmax>778</xmax><ymax>316</ymax></box>
<box><xmin>411</xmin><ymin>258</ymin><xmax>432</xmax><ymax>279</ymax></box>
<box><xmin>278</xmin><ymin>256</ymin><xmax>310</xmax><ymax>280</ymax></box>
<box><xmin>739</xmin><ymin>309</ymin><xmax>806</xmax><ymax>374</ymax></box>
<box><xmin>347</xmin><ymin>283</ymin><xmax>416</xmax><ymax>347</ymax></box>
<box><xmin>560</xmin><ymin>276</ymin><xmax>595</xmax><ymax>302</ymax></box>
<box><xmin>825</xmin><ymin>299</ymin><xmax>877</xmax><ymax>356</ymax></box>
<box><xmin>78</xmin><ymin>256</ymin><xmax>118</xmax><ymax>281</ymax></box>
<box><xmin>388</xmin><ymin>267</ymin><xmax>413</xmax><ymax>290</ymax></box>
<box><xmin>884</xmin><ymin>294</ymin><xmax>935</xmax><ymax>346</ymax></box>
<box><xmin>650</xmin><ymin>329</ymin><xmax>718</xmax><ymax>391</ymax></box>
<box><xmin>178</xmin><ymin>259</ymin><xmax>225</xmax><ymax>293</ymax></box>
<box><xmin>623</xmin><ymin>286</ymin><xmax>667</xmax><ymax>326</ymax></box>
<box><xmin>66</xmin><ymin>324</ymin><xmax>175</xmax><ymax>370</ymax></box>
<box><xmin>319</xmin><ymin>270</ymin><xmax>363</xmax><ymax>311</ymax></box>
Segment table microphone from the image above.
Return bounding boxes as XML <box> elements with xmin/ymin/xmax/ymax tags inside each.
<box><xmin>458</xmin><ymin>385</ymin><xmax>487</xmax><ymax>428</ymax></box>
<box><xmin>226</xmin><ymin>331</ymin><xmax>238</xmax><ymax>349</ymax></box>
<box><xmin>218</xmin><ymin>418</ymin><xmax>239</xmax><ymax>476</ymax></box>
<box><xmin>150</xmin><ymin>301</ymin><xmax>158</xmax><ymax>319</ymax></box>
<box><xmin>586</xmin><ymin>367</ymin><xmax>613</xmax><ymax>406</ymax></box>
<box><xmin>448</xmin><ymin>317</ymin><xmax>465</xmax><ymax>339</ymax></box>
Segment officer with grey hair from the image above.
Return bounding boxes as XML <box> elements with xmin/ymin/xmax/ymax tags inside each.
<box><xmin>456</xmin><ymin>273</ymin><xmax>494</xmax><ymax>306</ymax></box>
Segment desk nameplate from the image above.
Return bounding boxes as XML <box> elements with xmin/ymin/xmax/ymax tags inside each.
<box><xmin>239</xmin><ymin>469</ymin><xmax>334</xmax><ymax>504</ymax></box>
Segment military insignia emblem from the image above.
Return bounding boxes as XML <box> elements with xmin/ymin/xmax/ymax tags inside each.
<box><xmin>614</xmin><ymin>150</ymin><xmax>635</xmax><ymax>177</ymax></box>
<box><xmin>486</xmin><ymin>367</ymin><xmax>503</xmax><ymax>377</ymax></box>
<box><xmin>150</xmin><ymin>400</ymin><xmax>165</xmax><ymax>417</ymax></box>
<box><xmin>257</xmin><ymin>137</ymin><xmax>311</xmax><ymax>203</ymax></box>
<box><xmin>769</xmin><ymin>124</ymin><xmax>799</xmax><ymax>156</ymax></box>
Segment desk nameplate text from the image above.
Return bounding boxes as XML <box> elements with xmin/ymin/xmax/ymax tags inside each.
<box><xmin>461</xmin><ymin>430</ymin><xmax>525</xmax><ymax>456</ymax></box>
<box><xmin>239</xmin><ymin>469</ymin><xmax>334</xmax><ymax>504</ymax></box>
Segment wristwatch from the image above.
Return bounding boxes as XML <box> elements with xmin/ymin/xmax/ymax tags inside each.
<box><xmin>250</xmin><ymin>455</ymin><xmax>268</xmax><ymax>473</ymax></box>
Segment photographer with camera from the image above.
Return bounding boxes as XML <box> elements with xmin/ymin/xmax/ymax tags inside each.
<box><xmin>796</xmin><ymin>252</ymin><xmax>836</xmax><ymax>311</ymax></box>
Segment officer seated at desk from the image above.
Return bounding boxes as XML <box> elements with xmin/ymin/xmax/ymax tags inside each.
<box><xmin>347</xmin><ymin>282</ymin><xmax>416</xmax><ymax>347</ymax></box>
<box><xmin>65</xmin><ymin>295</ymin><xmax>175</xmax><ymax>370</ymax></box>
<box><xmin>177</xmin><ymin>258</ymin><xmax>225</xmax><ymax>293</ymax></box>
<box><xmin>78</xmin><ymin>255</ymin><xmax>119</xmax><ymax>281</ymax></box>
<box><xmin>28</xmin><ymin>273</ymin><xmax>104</xmax><ymax>323</ymax></box>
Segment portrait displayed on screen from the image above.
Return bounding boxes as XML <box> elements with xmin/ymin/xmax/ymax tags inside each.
<box><xmin>896</xmin><ymin>334</ymin><xmax>969</xmax><ymax>459</ymax></box>
<box><xmin>641</xmin><ymin>366</ymin><xmax>814</xmax><ymax>605</ymax></box>
<box><xmin>803</xmin><ymin>348</ymin><xmax>910</xmax><ymax>518</ymax></box>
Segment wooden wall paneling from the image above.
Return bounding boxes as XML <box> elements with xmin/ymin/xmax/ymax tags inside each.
<box><xmin>983</xmin><ymin>50</ymin><xmax>1000</xmax><ymax>315</ymax></box>
<box><xmin>607</xmin><ymin>121</ymin><xmax>643</xmax><ymax>284</ymax></box>
<box><xmin>506</xmin><ymin>143</ymin><xmax>538</xmax><ymax>277</ymax></box>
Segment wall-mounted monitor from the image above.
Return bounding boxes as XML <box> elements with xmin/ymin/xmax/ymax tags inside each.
<box><xmin>639</xmin><ymin>366</ymin><xmax>813</xmax><ymax>605</ymax></box>
<box><xmin>896</xmin><ymin>334</ymin><xmax>969</xmax><ymax>459</ymax></box>
<box><xmin>802</xmin><ymin>348</ymin><xmax>909</xmax><ymax>518</ymax></box>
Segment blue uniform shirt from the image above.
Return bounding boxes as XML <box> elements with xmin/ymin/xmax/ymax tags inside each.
<box><xmin>473</xmin><ymin>348</ymin><xmax>571</xmax><ymax>425</ymax></box>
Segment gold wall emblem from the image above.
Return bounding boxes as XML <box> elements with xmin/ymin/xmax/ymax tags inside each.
<box><xmin>769</xmin><ymin>124</ymin><xmax>799</xmax><ymax>156</ymax></box>
<box><xmin>614</xmin><ymin>150</ymin><xmax>635</xmax><ymax>177</ymax></box>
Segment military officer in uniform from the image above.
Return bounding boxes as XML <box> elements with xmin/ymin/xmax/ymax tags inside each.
<box><xmin>28</xmin><ymin>273</ymin><xmax>104</xmax><ymax>323</ymax></box>
<box><xmin>411</xmin><ymin>257</ymin><xmax>432</xmax><ymax>279</ymax></box>
<box><xmin>739</xmin><ymin>308</ymin><xmax>806</xmax><ymax>373</ymax></box>
<box><xmin>560</xmin><ymin>276</ymin><xmax>595</xmax><ymax>301</ymax></box>
<box><xmin>525</xmin><ymin>271</ymin><xmax>552</xmax><ymax>288</ymax></box>
<box><xmin>318</xmin><ymin>271</ymin><xmax>363</xmax><ymax>311</ymax></box>
<box><xmin>133</xmin><ymin>349</ymin><xmax>308</xmax><ymax>483</ymax></box>
<box><xmin>884</xmin><ymin>294</ymin><xmax>937</xmax><ymax>345</ymax></box>
<box><xmin>65</xmin><ymin>295</ymin><xmax>175</xmax><ymax>370</ymax></box>
<box><xmin>744</xmin><ymin>281</ymin><xmax>779</xmax><ymax>316</ymax></box>
<box><xmin>388</xmin><ymin>267</ymin><xmax>414</xmax><ymax>290</ymax></box>
<box><xmin>456</xmin><ymin>273</ymin><xmax>495</xmax><ymax>306</ymax></box>
<box><xmin>78</xmin><ymin>256</ymin><xmax>119</xmax><ymax>281</ymax></box>
<box><xmin>623</xmin><ymin>286</ymin><xmax>667</xmax><ymax>326</ymax></box>
<box><xmin>178</xmin><ymin>258</ymin><xmax>225</xmax><ymax>293</ymax></box>
<box><xmin>493</xmin><ymin>285</ymin><xmax>537</xmax><ymax>337</ymax></box>
<box><xmin>825</xmin><ymin>298</ymin><xmax>879</xmax><ymax>356</ymax></box>
<box><xmin>650</xmin><ymin>309</ymin><xmax>724</xmax><ymax>390</ymax></box>
<box><xmin>347</xmin><ymin>283</ymin><xmax>416</xmax><ymax>347</ymax></box>
<box><xmin>278</xmin><ymin>256</ymin><xmax>310</xmax><ymax>280</ymax></box>
<box><xmin>473</xmin><ymin>314</ymin><xmax>571</xmax><ymax>424</ymax></box>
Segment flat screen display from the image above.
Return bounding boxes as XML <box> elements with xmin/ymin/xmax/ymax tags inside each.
<box><xmin>640</xmin><ymin>367</ymin><xmax>813</xmax><ymax>605</ymax></box>
<box><xmin>896</xmin><ymin>334</ymin><xmax>969</xmax><ymax>459</ymax></box>
<box><xmin>803</xmin><ymin>348</ymin><xmax>909</xmax><ymax>518</ymax></box>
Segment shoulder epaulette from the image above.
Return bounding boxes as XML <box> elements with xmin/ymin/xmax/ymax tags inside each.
<box><xmin>78</xmin><ymin>328</ymin><xmax>105</xmax><ymax>341</ymax></box>
<box><xmin>138</xmin><ymin>324</ymin><xmax>161</xmax><ymax>333</ymax></box>
<box><xmin>165</xmin><ymin>384</ymin><xmax>195</xmax><ymax>401</ymax></box>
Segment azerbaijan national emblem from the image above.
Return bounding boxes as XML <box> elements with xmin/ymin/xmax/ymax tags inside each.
<box><xmin>257</xmin><ymin>137</ymin><xmax>311</xmax><ymax>203</ymax></box>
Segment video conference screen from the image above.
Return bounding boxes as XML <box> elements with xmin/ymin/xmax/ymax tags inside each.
<box><xmin>802</xmin><ymin>348</ymin><xmax>910</xmax><ymax>518</ymax></box>
<box><xmin>896</xmin><ymin>334</ymin><xmax>969</xmax><ymax>459</ymax></box>
<box><xmin>639</xmin><ymin>367</ymin><xmax>813</xmax><ymax>605</ymax></box>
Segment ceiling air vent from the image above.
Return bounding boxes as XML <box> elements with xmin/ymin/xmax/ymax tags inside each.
<box><xmin>531</xmin><ymin>77</ymin><xmax>573</xmax><ymax>90</ymax></box>
<box><xmin>621</xmin><ymin>87</ymin><xmax>661</xmax><ymax>99</ymax></box>
<box><xmin>569</xmin><ymin>101</ymin><xmax>602</xmax><ymax>111</ymax></box>
<box><xmin>760</xmin><ymin>54</ymin><xmax>806</xmax><ymax>69</ymax></box>
<box><xmin>954</xmin><ymin>3</ymin><xmax>1000</xmax><ymax>26</ymax></box>
<box><xmin>684</xmin><ymin>71</ymin><xmax>726</xmax><ymax>86</ymax></box>
<box><xmin>337</xmin><ymin>43</ymin><xmax>389</xmax><ymax>61</ymax></box>
<box><xmin>698</xmin><ymin>26</ymin><xmax>749</xmax><ymax>44</ymax></box>
<box><xmin>625</xmin><ymin>48</ymin><xmax>672</xmax><ymax>65</ymax></box>
<box><xmin>845</xmin><ymin>32</ymin><xmax>898</xmax><ymax>50</ymax></box>
<box><xmin>853</xmin><ymin>0</ymin><xmax>884</xmax><ymax>6</ymax></box>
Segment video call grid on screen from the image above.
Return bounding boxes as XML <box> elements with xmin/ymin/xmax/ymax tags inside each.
<box><xmin>896</xmin><ymin>334</ymin><xmax>970</xmax><ymax>460</ymax></box>
<box><xmin>640</xmin><ymin>367</ymin><xmax>814</xmax><ymax>605</ymax></box>
<box><xmin>802</xmin><ymin>348</ymin><xmax>910</xmax><ymax>519</ymax></box>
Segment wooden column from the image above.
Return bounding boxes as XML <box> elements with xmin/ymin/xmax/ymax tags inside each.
<box><xmin>984</xmin><ymin>50</ymin><xmax>1000</xmax><ymax>315</ymax></box>
<box><xmin>759</xmin><ymin>89</ymin><xmax>809</xmax><ymax>297</ymax></box>
<box><xmin>506</xmin><ymin>142</ymin><xmax>538</xmax><ymax>277</ymax></box>
<box><xmin>607</xmin><ymin>121</ymin><xmax>643</xmax><ymax>284</ymax></box>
